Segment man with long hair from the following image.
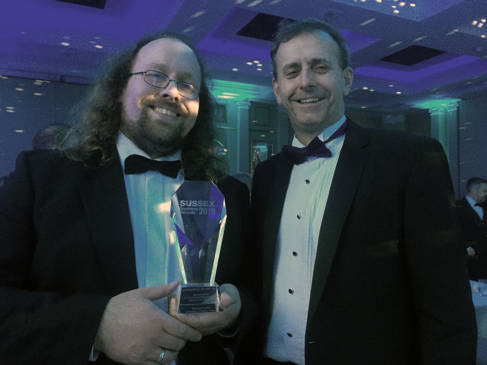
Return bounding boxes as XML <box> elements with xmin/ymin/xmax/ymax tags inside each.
<box><xmin>0</xmin><ymin>32</ymin><xmax>252</xmax><ymax>365</ymax></box>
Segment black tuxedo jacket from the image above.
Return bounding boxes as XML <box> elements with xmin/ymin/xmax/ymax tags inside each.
<box><xmin>456</xmin><ymin>197</ymin><xmax>487</xmax><ymax>280</ymax></box>
<box><xmin>249</xmin><ymin>121</ymin><xmax>476</xmax><ymax>365</ymax></box>
<box><xmin>0</xmin><ymin>150</ymin><xmax>251</xmax><ymax>365</ymax></box>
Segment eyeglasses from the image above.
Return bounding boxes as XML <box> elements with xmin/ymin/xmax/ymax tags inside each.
<box><xmin>129</xmin><ymin>70</ymin><xmax>199</xmax><ymax>99</ymax></box>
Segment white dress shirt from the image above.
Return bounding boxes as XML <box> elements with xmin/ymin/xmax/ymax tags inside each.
<box><xmin>466</xmin><ymin>195</ymin><xmax>484</xmax><ymax>220</ymax></box>
<box><xmin>264</xmin><ymin>116</ymin><xmax>347</xmax><ymax>365</ymax></box>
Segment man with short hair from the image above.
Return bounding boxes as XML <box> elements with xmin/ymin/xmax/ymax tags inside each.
<box><xmin>0</xmin><ymin>32</ymin><xmax>251</xmax><ymax>365</ymax></box>
<box><xmin>457</xmin><ymin>177</ymin><xmax>487</xmax><ymax>280</ymax></box>
<box><xmin>249</xmin><ymin>19</ymin><xmax>476</xmax><ymax>365</ymax></box>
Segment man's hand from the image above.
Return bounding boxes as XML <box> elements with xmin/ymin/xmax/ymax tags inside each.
<box><xmin>169</xmin><ymin>283</ymin><xmax>241</xmax><ymax>336</ymax></box>
<box><xmin>467</xmin><ymin>246</ymin><xmax>476</xmax><ymax>257</ymax></box>
<box><xmin>94</xmin><ymin>281</ymin><xmax>202</xmax><ymax>365</ymax></box>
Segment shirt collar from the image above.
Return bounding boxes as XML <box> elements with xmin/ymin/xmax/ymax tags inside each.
<box><xmin>116</xmin><ymin>131</ymin><xmax>182</xmax><ymax>171</ymax></box>
<box><xmin>292</xmin><ymin>115</ymin><xmax>347</xmax><ymax>148</ymax></box>
<box><xmin>466</xmin><ymin>194</ymin><xmax>479</xmax><ymax>208</ymax></box>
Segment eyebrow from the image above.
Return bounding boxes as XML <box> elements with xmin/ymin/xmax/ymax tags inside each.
<box><xmin>146</xmin><ymin>63</ymin><xmax>199</xmax><ymax>82</ymax></box>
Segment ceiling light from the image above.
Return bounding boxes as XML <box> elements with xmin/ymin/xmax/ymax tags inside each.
<box><xmin>60</xmin><ymin>42</ymin><xmax>70</xmax><ymax>46</ymax></box>
<box><xmin>246</xmin><ymin>62</ymin><xmax>253</xmax><ymax>65</ymax></box>
<box><xmin>389</xmin><ymin>41</ymin><xmax>402</xmax><ymax>47</ymax></box>
<box><xmin>94</xmin><ymin>44</ymin><xmax>103</xmax><ymax>49</ymax></box>
<box><xmin>479</xmin><ymin>23</ymin><xmax>485</xmax><ymax>28</ymax></box>
<box><xmin>15</xmin><ymin>130</ymin><xmax>24</xmax><ymax>133</ymax></box>
<box><xmin>15</xmin><ymin>88</ymin><xmax>24</xmax><ymax>91</ymax></box>
<box><xmin>247</xmin><ymin>0</ymin><xmax>263</xmax><ymax>6</ymax></box>
<box><xmin>392</xmin><ymin>5</ymin><xmax>397</xmax><ymax>8</ymax></box>
<box><xmin>361</xmin><ymin>106</ymin><xmax>367</xmax><ymax>109</ymax></box>
<box><xmin>270</xmin><ymin>0</ymin><xmax>282</xmax><ymax>4</ymax></box>
<box><xmin>235</xmin><ymin>0</ymin><xmax>245</xmax><ymax>3</ymax></box>
<box><xmin>410</xmin><ymin>3</ymin><xmax>416</xmax><ymax>6</ymax></box>
<box><xmin>395</xmin><ymin>91</ymin><xmax>402</xmax><ymax>95</ymax></box>
<box><xmin>369</xmin><ymin>89</ymin><xmax>375</xmax><ymax>92</ymax></box>
<box><xmin>414</xmin><ymin>35</ymin><xmax>426</xmax><ymax>41</ymax></box>
<box><xmin>360</xmin><ymin>18</ymin><xmax>376</xmax><ymax>26</ymax></box>
<box><xmin>482</xmin><ymin>35</ymin><xmax>486</xmax><ymax>38</ymax></box>
<box><xmin>482</xmin><ymin>18</ymin><xmax>486</xmax><ymax>23</ymax></box>
<box><xmin>257</xmin><ymin>68</ymin><xmax>262</xmax><ymax>71</ymax></box>
<box><xmin>393</xmin><ymin>9</ymin><xmax>400</xmax><ymax>14</ymax></box>
<box><xmin>232</xmin><ymin>68</ymin><xmax>239</xmax><ymax>71</ymax></box>
<box><xmin>253</xmin><ymin>60</ymin><xmax>260</xmax><ymax>63</ymax></box>
<box><xmin>362</xmin><ymin>86</ymin><xmax>369</xmax><ymax>90</ymax></box>
<box><xmin>473</xmin><ymin>20</ymin><xmax>479</xmax><ymax>26</ymax></box>
<box><xmin>191</xmin><ymin>10</ymin><xmax>205</xmax><ymax>18</ymax></box>
<box><xmin>376</xmin><ymin>0</ymin><xmax>382</xmax><ymax>3</ymax></box>
<box><xmin>399</xmin><ymin>2</ymin><xmax>406</xmax><ymax>6</ymax></box>
<box><xmin>6</xmin><ymin>106</ymin><xmax>15</xmax><ymax>110</ymax></box>
<box><xmin>389</xmin><ymin>84</ymin><xmax>395</xmax><ymax>87</ymax></box>
<box><xmin>94</xmin><ymin>36</ymin><xmax>101</xmax><ymax>40</ymax></box>
<box><xmin>33</xmin><ymin>92</ymin><xmax>43</xmax><ymax>96</ymax></box>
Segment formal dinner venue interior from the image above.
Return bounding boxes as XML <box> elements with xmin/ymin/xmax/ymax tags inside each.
<box><xmin>1</xmin><ymin>0</ymin><xmax>487</xmax><ymax>362</ymax></box>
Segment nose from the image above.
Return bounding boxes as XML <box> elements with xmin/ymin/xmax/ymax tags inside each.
<box><xmin>158</xmin><ymin>79</ymin><xmax>180</xmax><ymax>100</ymax></box>
<box><xmin>299</xmin><ymin>68</ymin><xmax>316</xmax><ymax>89</ymax></box>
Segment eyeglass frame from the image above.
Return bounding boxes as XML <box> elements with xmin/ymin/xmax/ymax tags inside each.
<box><xmin>128</xmin><ymin>70</ymin><xmax>199</xmax><ymax>99</ymax></box>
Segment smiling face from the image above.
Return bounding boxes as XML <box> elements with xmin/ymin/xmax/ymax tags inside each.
<box><xmin>120</xmin><ymin>37</ymin><xmax>201</xmax><ymax>158</ymax></box>
<box><xmin>272</xmin><ymin>30</ymin><xmax>353</xmax><ymax>145</ymax></box>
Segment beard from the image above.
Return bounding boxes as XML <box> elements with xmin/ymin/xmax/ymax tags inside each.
<box><xmin>126</xmin><ymin>107</ymin><xmax>188</xmax><ymax>158</ymax></box>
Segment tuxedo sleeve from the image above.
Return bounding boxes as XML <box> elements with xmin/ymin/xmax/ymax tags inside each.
<box><xmin>403</xmin><ymin>139</ymin><xmax>477</xmax><ymax>364</ymax></box>
<box><xmin>0</xmin><ymin>152</ymin><xmax>110</xmax><ymax>364</ymax></box>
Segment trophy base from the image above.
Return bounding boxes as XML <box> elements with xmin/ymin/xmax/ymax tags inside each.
<box><xmin>177</xmin><ymin>284</ymin><xmax>221</xmax><ymax>314</ymax></box>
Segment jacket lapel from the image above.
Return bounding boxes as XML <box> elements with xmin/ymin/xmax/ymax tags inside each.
<box><xmin>78</xmin><ymin>158</ymin><xmax>138</xmax><ymax>294</ymax></box>
<box><xmin>307</xmin><ymin>121</ymin><xmax>370</xmax><ymax>323</ymax></box>
<box><xmin>261</xmin><ymin>156</ymin><xmax>293</xmax><ymax>313</ymax></box>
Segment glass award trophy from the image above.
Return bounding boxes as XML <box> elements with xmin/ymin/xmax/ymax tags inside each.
<box><xmin>169</xmin><ymin>181</ymin><xmax>227</xmax><ymax>313</ymax></box>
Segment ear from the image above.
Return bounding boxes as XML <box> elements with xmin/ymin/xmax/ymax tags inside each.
<box><xmin>272</xmin><ymin>78</ymin><xmax>282</xmax><ymax>105</ymax></box>
<box><xmin>342</xmin><ymin>66</ymin><xmax>354</xmax><ymax>96</ymax></box>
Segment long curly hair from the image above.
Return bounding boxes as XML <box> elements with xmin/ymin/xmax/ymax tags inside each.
<box><xmin>62</xmin><ymin>31</ymin><xmax>224</xmax><ymax>182</ymax></box>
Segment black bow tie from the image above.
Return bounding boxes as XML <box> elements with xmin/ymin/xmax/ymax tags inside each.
<box><xmin>282</xmin><ymin>120</ymin><xmax>348</xmax><ymax>165</ymax></box>
<box><xmin>124</xmin><ymin>154</ymin><xmax>181</xmax><ymax>178</ymax></box>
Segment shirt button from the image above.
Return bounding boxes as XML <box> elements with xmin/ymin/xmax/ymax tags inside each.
<box><xmin>305</xmin><ymin>179</ymin><xmax>310</xmax><ymax>184</ymax></box>
<box><xmin>287</xmin><ymin>332</ymin><xmax>293</xmax><ymax>337</ymax></box>
<box><xmin>292</xmin><ymin>251</ymin><xmax>298</xmax><ymax>256</ymax></box>
<box><xmin>297</xmin><ymin>214</ymin><xmax>301</xmax><ymax>219</ymax></box>
<box><xmin>288</xmin><ymin>289</ymin><xmax>294</xmax><ymax>294</ymax></box>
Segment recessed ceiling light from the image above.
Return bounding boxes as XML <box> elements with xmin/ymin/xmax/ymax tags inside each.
<box><xmin>60</xmin><ymin>42</ymin><xmax>70</xmax><ymax>46</ymax></box>
<box><xmin>482</xmin><ymin>34</ymin><xmax>486</xmax><ymax>38</ymax></box>
<box><xmin>361</xmin><ymin>106</ymin><xmax>367</xmax><ymax>109</ymax></box>
<box><xmin>0</xmin><ymin>75</ymin><xmax>8</xmax><ymax>80</ymax></box>
<box><xmin>33</xmin><ymin>92</ymin><xmax>43</xmax><ymax>96</ymax></box>
<box><xmin>246</xmin><ymin>62</ymin><xmax>253</xmax><ymax>65</ymax></box>
<box><xmin>389</xmin><ymin>84</ymin><xmax>395</xmax><ymax>87</ymax></box>
<box><xmin>257</xmin><ymin>68</ymin><xmax>262</xmax><ymax>71</ymax></box>
<box><xmin>232</xmin><ymin>68</ymin><xmax>239</xmax><ymax>71</ymax></box>
<box><xmin>479</xmin><ymin>23</ymin><xmax>485</xmax><ymax>28</ymax></box>
<box><xmin>369</xmin><ymin>89</ymin><xmax>375</xmax><ymax>92</ymax></box>
<box><xmin>94</xmin><ymin>44</ymin><xmax>103</xmax><ymax>49</ymax></box>
<box><xmin>376</xmin><ymin>0</ymin><xmax>382</xmax><ymax>3</ymax></box>
<box><xmin>15</xmin><ymin>88</ymin><xmax>24</xmax><ymax>91</ymax></box>
<box><xmin>393</xmin><ymin>9</ymin><xmax>400</xmax><ymax>14</ymax></box>
<box><xmin>410</xmin><ymin>3</ymin><xmax>416</xmax><ymax>6</ymax></box>
<box><xmin>270</xmin><ymin>0</ymin><xmax>282</xmax><ymax>4</ymax></box>
<box><xmin>395</xmin><ymin>91</ymin><xmax>402</xmax><ymax>95</ymax></box>
<box><xmin>191</xmin><ymin>10</ymin><xmax>206</xmax><ymax>18</ymax></box>
<box><xmin>399</xmin><ymin>2</ymin><xmax>405</xmax><ymax>6</ymax></box>
<box><xmin>482</xmin><ymin>18</ymin><xmax>486</xmax><ymax>23</ymax></box>
<box><xmin>6</xmin><ymin>109</ymin><xmax>15</xmax><ymax>113</ymax></box>
<box><xmin>235</xmin><ymin>0</ymin><xmax>245</xmax><ymax>3</ymax></box>
<box><xmin>362</xmin><ymin>86</ymin><xmax>369</xmax><ymax>90</ymax></box>
<box><xmin>253</xmin><ymin>60</ymin><xmax>260</xmax><ymax>63</ymax></box>
<box><xmin>15</xmin><ymin>129</ymin><xmax>24</xmax><ymax>133</ymax></box>
<box><xmin>473</xmin><ymin>20</ymin><xmax>479</xmax><ymax>26</ymax></box>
